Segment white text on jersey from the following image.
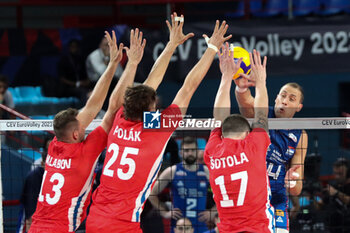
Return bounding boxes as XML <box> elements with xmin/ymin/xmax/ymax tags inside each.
<box><xmin>46</xmin><ymin>154</ymin><xmax>72</xmax><ymax>169</ymax></box>
<box><xmin>210</xmin><ymin>152</ymin><xmax>249</xmax><ymax>170</ymax></box>
<box><xmin>113</xmin><ymin>125</ymin><xmax>141</xmax><ymax>142</ymax></box>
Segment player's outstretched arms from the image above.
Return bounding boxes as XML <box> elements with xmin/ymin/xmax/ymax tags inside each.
<box><xmin>213</xmin><ymin>42</ymin><xmax>242</xmax><ymax>122</ymax></box>
<box><xmin>101</xmin><ymin>28</ymin><xmax>146</xmax><ymax>133</ymax></box>
<box><xmin>234</xmin><ymin>78</ymin><xmax>255</xmax><ymax>118</ymax></box>
<box><xmin>244</xmin><ymin>50</ymin><xmax>268</xmax><ymax>132</ymax></box>
<box><xmin>172</xmin><ymin>20</ymin><xmax>232</xmax><ymax>115</ymax></box>
<box><xmin>77</xmin><ymin>30</ymin><xmax>123</xmax><ymax>129</ymax></box>
<box><xmin>143</xmin><ymin>12</ymin><xmax>194</xmax><ymax>90</ymax></box>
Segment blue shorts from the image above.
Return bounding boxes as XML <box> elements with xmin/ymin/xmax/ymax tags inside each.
<box><xmin>273</xmin><ymin>201</ymin><xmax>289</xmax><ymax>230</ymax></box>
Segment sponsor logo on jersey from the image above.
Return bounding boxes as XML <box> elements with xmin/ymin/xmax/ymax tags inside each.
<box><xmin>175</xmin><ymin>170</ymin><xmax>187</xmax><ymax>176</ymax></box>
<box><xmin>197</xmin><ymin>171</ymin><xmax>207</xmax><ymax>177</ymax></box>
<box><xmin>276</xmin><ymin>216</ymin><xmax>284</xmax><ymax>223</ymax></box>
<box><xmin>286</xmin><ymin>146</ymin><xmax>295</xmax><ymax>156</ymax></box>
<box><xmin>143</xmin><ymin>110</ymin><xmax>161</xmax><ymax>129</ymax></box>
<box><xmin>200</xmin><ymin>181</ymin><xmax>207</xmax><ymax>188</ymax></box>
<box><xmin>288</xmin><ymin>133</ymin><xmax>297</xmax><ymax>143</ymax></box>
<box><xmin>276</xmin><ymin>209</ymin><xmax>285</xmax><ymax>217</ymax></box>
<box><xmin>177</xmin><ymin>181</ymin><xmax>184</xmax><ymax>187</ymax></box>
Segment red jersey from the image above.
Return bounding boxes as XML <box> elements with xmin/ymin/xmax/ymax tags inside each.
<box><xmin>29</xmin><ymin>126</ymin><xmax>108</xmax><ymax>233</ymax></box>
<box><xmin>204</xmin><ymin>127</ymin><xmax>274</xmax><ymax>233</ymax></box>
<box><xmin>88</xmin><ymin>104</ymin><xmax>182</xmax><ymax>225</ymax></box>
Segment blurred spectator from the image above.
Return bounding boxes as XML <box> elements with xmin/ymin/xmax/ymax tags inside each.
<box><xmin>86</xmin><ymin>36</ymin><xmax>124</xmax><ymax>110</ymax></box>
<box><xmin>149</xmin><ymin>136</ymin><xmax>215</xmax><ymax>233</ymax></box>
<box><xmin>0</xmin><ymin>74</ymin><xmax>14</xmax><ymax>119</ymax></box>
<box><xmin>20</xmin><ymin>136</ymin><xmax>53</xmax><ymax>232</ymax></box>
<box><xmin>174</xmin><ymin>218</ymin><xmax>194</xmax><ymax>233</ymax></box>
<box><xmin>86</xmin><ymin>36</ymin><xmax>124</xmax><ymax>85</ymax></box>
<box><xmin>57</xmin><ymin>39</ymin><xmax>89</xmax><ymax>105</ymax></box>
<box><xmin>289</xmin><ymin>187</ymin><xmax>326</xmax><ymax>232</ymax></box>
<box><xmin>203</xmin><ymin>213</ymin><xmax>219</xmax><ymax>233</ymax></box>
<box><xmin>323</xmin><ymin>157</ymin><xmax>350</xmax><ymax>232</ymax></box>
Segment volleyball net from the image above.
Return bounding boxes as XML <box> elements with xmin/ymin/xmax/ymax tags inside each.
<box><xmin>0</xmin><ymin>118</ymin><xmax>349</xmax><ymax>232</ymax></box>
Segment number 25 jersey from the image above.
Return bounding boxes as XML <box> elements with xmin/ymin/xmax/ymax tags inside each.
<box><xmin>90</xmin><ymin>105</ymin><xmax>182</xmax><ymax>223</ymax></box>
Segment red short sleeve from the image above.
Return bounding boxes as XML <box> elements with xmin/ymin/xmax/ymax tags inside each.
<box><xmin>82</xmin><ymin>126</ymin><xmax>108</xmax><ymax>159</ymax></box>
<box><xmin>248</xmin><ymin>128</ymin><xmax>270</xmax><ymax>156</ymax></box>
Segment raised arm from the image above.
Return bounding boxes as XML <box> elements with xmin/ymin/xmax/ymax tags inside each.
<box><xmin>77</xmin><ymin>31</ymin><xmax>123</xmax><ymax>129</ymax></box>
<box><xmin>172</xmin><ymin>20</ymin><xmax>232</xmax><ymax>115</ymax></box>
<box><xmin>285</xmin><ymin>130</ymin><xmax>308</xmax><ymax>196</ymax></box>
<box><xmin>101</xmin><ymin>29</ymin><xmax>146</xmax><ymax>133</ymax></box>
<box><xmin>234</xmin><ymin>60</ymin><xmax>256</xmax><ymax>118</ymax></box>
<box><xmin>213</xmin><ymin>42</ymin><xmax>242</xmax><ymax>122</ymax></box>
<box><xmin>143</xmin><ymin>12</ymin><xmax>194</xmax><ymax>90</ymax></box>
<box><xmin>245</xmin><ymin>50</ymin><xmax>268</xmax><ymax>132</ymax></box>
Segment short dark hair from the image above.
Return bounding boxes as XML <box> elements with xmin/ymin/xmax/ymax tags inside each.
<box><xmin>123</xmin><ymin>85</ymin><xmax>156</xmax><ymax>121</ymax></box>
<box><xmin>333</xmin><ymin>157</ymin><xmax>350</xmax><ymax>178</ymax></box>
<box><xmin>222</xmin><ymin>114</ymin><xmax>251</xmax><ymax>137</ymax></box>
<box><xmin>284</xmin><ymin>82</ymin><xmax>304</xmax><ymax>103</ymax></box>
<box><xmin>42</xmin><ymin>136</ymin><xmax>53</xmax><ymax>162</ymax></box>
<box><xmin>334</xmin><ymin>157</ymin><xmax>349</xmax><ymax>168</ymax></box>
<box><xmin>182</xmin><ymin>136</ymin><xmax>197</xmax><ymax>147</ymax></box>
<box><xmin>53</xmin><ymin>108</ymin><xmax>79</xmax><ymax>140</ymax></box>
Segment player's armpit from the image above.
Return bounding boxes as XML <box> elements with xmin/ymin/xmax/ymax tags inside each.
<box><xmin>251</xmin><ymin>110</ymin><xmax>268</xmax><ymax>132</ymax></box>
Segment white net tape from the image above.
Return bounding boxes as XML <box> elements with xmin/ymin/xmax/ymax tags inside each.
<box><xmin>0</xmin><ymin>117</ymin><xmax>349</xmax><ymax>131</ymax></box>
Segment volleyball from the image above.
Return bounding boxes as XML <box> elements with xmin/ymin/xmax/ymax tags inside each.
<box><xmin>231</xmin><ymin>46</ymin><xmax>251</xmax><ymax>80</ymax></box>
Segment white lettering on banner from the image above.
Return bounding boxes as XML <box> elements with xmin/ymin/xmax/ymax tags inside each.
<box><xmin>238</xmin><ymin>34</ymin><xmax>305</xmax><ymax>61</ymax></box>
<box><xmin>45</xmin><ymin>155</ymin><xmax>71</xmax><ymax>169</ymax></box>
<box><xmin>113</xmin><ymin>125</ymin><xmax>141</xmax><ymax>142</ymax></box>
<box><xmin>151</xmin><ymin>30</ymin><xmax>350</xmax><ymax>64</ymax></box>
<box><xmin>210</xmin><ymin>152</ymin><xmax>249</xmax><ymax>170</ymax></box>
<box><xmin>311</xmin><ymin>31</ymin><xmax>350</xmax><ymax>55</ymax></box>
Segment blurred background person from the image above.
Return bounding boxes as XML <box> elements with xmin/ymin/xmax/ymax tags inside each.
<box><xmin>149</xmin><ymin>136</ymin><xmax>215</xmax><ymax>233</ymax></box>
<box><xmin>19</xmin><ymin>136</ymin><xmax>53</xmax><ymax>232</ymax></box>
<box><xmin>86</xmin><ymin>35</ymin><xmax>125</xmax><ymax>110</ymax></box>
<box><xmin>57</xmin><ymin>39</ymin><xmax>89</xmax><ymax>105</ymax></box>
<box><xmin>323</xmin><ymin>157</ymin><xmax>350</xmax><ymax>232</ymax></box>
<box><xmin>0</xmin><ymin>74</ymin><xmax>14</xmax><ymax>119</ymax></box>
<box><xmin>174</xmin><ymin>218</ymin><xmax>194</xmax><ymax>233</ymax></box>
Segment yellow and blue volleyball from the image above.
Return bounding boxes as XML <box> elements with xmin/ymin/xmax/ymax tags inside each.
<box><xmin>231</xmin><ymin>47</ymin><xmax>251</xmax><ymax>80</ymax></box>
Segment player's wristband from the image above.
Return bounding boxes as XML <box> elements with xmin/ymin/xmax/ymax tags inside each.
<box><xmin>204</xmin><ymin>36</ymin><xmax>218</xmax><ymax>52</ymax></box>
<box><xmin>235</xmin><ymin>86</ymin><xmax>248</xmax><ymax>93</ymax></box>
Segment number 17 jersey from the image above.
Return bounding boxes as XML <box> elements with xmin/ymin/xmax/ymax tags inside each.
<box><xmin>204</xmin><ymin>128</ymin><xmax>274</xmax><ymax>233</ymax></box>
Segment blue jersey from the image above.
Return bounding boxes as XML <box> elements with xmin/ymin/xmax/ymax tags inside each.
<box><xmin>267</xmin><ymin>107</ymin><xmax>302</xmax><ymax>229</ymax></box>
<box><xmin>171</xmin><ymin>163</ymin><xmax>209</xmax><ymax>233</ymax></box>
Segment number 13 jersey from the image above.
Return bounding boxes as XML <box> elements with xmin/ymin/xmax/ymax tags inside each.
<box><xmin>30</xmin><ymin>126</ymin><xmax>108</xmax><ymax>233</ymax></box>
<box><xmin>204</xmin><ymin>127</ymin><xmax>274</xmax><ymax>233</ymax></box>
